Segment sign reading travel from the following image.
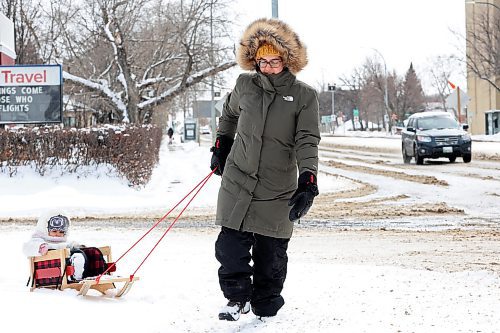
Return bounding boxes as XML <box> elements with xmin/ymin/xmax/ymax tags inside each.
<box><xmin>0</xmin><ymin>64</ymin><xmax>62</xmax><ymax>124</ymax></box>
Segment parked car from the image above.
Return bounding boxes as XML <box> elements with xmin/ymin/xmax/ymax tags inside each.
<box><xmin>200</xmin><ymin>125</ymin><xmax>211</xmax><ymax>135</ymax></box>
<box><xmin>401</xmin><ymin>111</ymin><xmax>472</xmax><ymax>164</ymax></box>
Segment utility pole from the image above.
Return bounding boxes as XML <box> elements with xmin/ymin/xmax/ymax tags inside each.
<box><xmin>210</xmin><ymin>0</ymin><xmax>216</xmax><ymax>143</ymax></box>
<box><xmin>328</xmin><ymin>83</ymin><xmax>336</xmax><ymax>133</ymax></box>
<box><xmin>180</xmin><ymin>0</ymin><xmax>186</xmax><ymax>131</ymax></box>
<box><xmin>272</xmin><ymin>0</ymin><xmax>279</xmax><ymax>18</ymax></box>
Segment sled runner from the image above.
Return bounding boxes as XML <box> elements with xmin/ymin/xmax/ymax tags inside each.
<box><xmin>28</xmin><ymin>246</ymin><xmax>139</xmax><ymax>297</ymax></box>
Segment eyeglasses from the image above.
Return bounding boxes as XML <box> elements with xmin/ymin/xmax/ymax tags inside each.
<box><xmin>257</xmin><ymin>59</ymin><xmax>282</xmax><ymax>68</ymax></box>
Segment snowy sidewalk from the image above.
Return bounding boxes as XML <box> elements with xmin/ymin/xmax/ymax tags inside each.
<box><xmin>3</xmin><ymin>225</ymin><xmax>499</xmax><ymax>333</ymax></box>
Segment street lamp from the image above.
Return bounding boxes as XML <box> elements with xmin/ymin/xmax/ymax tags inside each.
<box><xmin>371</xmin><ymin>48</ymin><xmax>390</xmax><ymax>133</ymax></box>
<box><xmin>328</xmin><ymin>83</ymin><xmax>336</xmax><ymax>133</ymax></box>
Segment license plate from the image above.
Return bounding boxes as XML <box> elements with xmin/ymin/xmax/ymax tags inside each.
<box><xmin>443</xmin><ymin>146</ymin><xmax>453</xmax><ymax>153</ymax></box>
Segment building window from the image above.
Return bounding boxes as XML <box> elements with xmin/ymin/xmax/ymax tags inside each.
<box><xmin>485</xmin><ymin>112</ymin><xmax>500</xmax><ymax>135</ymax></box>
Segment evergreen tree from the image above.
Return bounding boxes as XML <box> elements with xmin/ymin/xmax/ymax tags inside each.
<box><xmin>399</xmin><ymin>63</ymin><xmax>426</xmax><ymax>120</ymax></box>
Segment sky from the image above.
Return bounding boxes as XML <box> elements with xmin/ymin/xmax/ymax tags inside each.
<box><xmin>226</xmin><ymin>0</ymin><xmax>467</xmax><ymax>93</ymax></box>
<box><xmin>1</xmin><ymin>131</ymin><xmax>500</xmax><ymax>332</ymax></box>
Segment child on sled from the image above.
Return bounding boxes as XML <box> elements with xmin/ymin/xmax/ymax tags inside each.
<box><xmin>22</xmin><ymin>210</ymin><xmax>104</xmax><ymax>282</ymax></box>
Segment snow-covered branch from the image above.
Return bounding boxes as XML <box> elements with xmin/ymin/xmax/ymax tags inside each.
<box><xmin>137</xmin><ymin>61</ymin><xmax>236</xmax><ymax>109</ymax></box>
<box><xmin>141</xmin><ymin>55</ymin><xmax>186</xmax><ymax>84</ymax></box>
<box><xmin>101</xmin><ymin>9</ymin><xmax>128</xmax><ymax>96</ymax></box>
<box><xmin>63</xmin><ymin>71</ymin><xmax>129</xmax><ymax>122</ymax></box>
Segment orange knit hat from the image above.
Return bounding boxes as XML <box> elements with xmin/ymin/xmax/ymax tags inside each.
<box><xmin>255</xmin><ymin>43</ymin><xmax>281</xmax><ymax>59</ymax></box>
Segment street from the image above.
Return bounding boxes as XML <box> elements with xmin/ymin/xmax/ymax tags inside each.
<box><xmin>313</xmin><ymin>135</ymin><xmax>500</xmax><ymax>229</ymax></box>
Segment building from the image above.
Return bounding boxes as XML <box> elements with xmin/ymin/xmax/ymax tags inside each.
<box><xmin>0</xmin><ymin>13</ymin><xmax>16</xmax><ymax>65</ymax></box>
<box><xmin>465</xmin><ymin>0</ymin><xmax>500</xmax><ymax>135</ymax></box>
<box><xmin>192</xmin><ymin>100</ymin><xmax>221</xmax><ymax>119</ymax></box>
<box><xmin>62</xmin><ymin>96</ymin><xmax>97</xmax><ymax>128</ymax></box>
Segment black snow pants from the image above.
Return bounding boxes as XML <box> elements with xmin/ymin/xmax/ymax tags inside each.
<box><xmin>215</xmin><ymin>226</ymin><xmax>290</xmax><ymax>317</ymax></box>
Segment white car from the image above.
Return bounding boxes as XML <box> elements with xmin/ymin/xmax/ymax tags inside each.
<box><xmin>200</xmin><ymin>126</ymin><xmax>211</xmax><ymax>134</ymax></box>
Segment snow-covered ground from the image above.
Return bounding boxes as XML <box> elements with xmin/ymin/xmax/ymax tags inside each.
<box><xmin>2</xmin><ymin>224</ymin><xmax>500</xmax><ymax>333</ymax></box>
<box><xmin>1</xmin><ymin>132</ymin><xmax>499</xmax><ymax>332</ymax></box>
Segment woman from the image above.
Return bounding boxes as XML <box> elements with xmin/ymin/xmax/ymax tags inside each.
<box><xmin>210</xmin><ymin>18</ymin><xmax>320</xmax><ymax>321</ymax></box>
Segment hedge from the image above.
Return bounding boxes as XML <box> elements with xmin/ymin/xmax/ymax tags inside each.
<box><xmin>0</xmin><ymin>125</ymin><xmax>163</xmax><ymax>187</ymax></box>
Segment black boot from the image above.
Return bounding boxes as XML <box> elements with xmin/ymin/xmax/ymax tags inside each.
<box><xmin>218</xmin><ymin>301</ymin><xmax>250</xmax><ymax>321</ymax></box>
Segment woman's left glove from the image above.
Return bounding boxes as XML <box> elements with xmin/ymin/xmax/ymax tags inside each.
<box><xmin>288</xmin><ymin>171</ymin><xmax>319</xmax><ymax>222</ymax></box>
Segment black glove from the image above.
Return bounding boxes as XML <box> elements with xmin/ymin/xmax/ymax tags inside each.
<box><xmin>210</xmin><ymin>135</ymin><xmax>234</xmax><ymax>176</ymax></box>
<box><xmin>288</xmin><ymin>171</ymin><xmax>319</xmax><ymax>222</ymax></box>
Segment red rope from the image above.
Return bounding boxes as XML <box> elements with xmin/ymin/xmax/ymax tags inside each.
<box><xmin>130</xmin><ymin>169</ymin><xmax>214</xmax><ymax>278</ymax></box>
<box><xmin>95</xmin><ymin>168</ymin><xmax>217</xmax><ymax>284</ymax></box>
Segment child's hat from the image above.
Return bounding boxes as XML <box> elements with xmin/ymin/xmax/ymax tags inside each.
<box><xmin>47</xmin><ymin>214</ymin><xmax>69</xmax><ymax>233</ymax></box>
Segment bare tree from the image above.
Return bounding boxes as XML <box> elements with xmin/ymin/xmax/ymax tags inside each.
<box><xmin>339</xmin><ymin>66</ymin><xmax>364</xmax><ymax>129</ymax></box>
<box><xmin>339</xmin><ymin>67</ymin><xmax>365</xmax><ymax>100</ymax></box>
<box><xmin>23</xmin><ymin>0</ymin><xmax>236</xmax><ymax>124</ymax></box>
<box><xmin>466</xmin><ymin>4</ymin><xmax>500</xmax><ymax>92</ymax></box>
<box><xmin>424</xmin><ymin>54</ymin><xmax>462</xmax><ymax>111</ymax></box>
<box><xmin>1</xmin><ymin>0</ymin><xmax>45</xmax><ymax>64</ymax></box>
<box><xmin>339</xmin><ymin>57</ymin><xmax>392</xmax><ymax>130</ymax></box>
<box><xmin>387</xmin><ymin>70</ymin><xmax>403</xmax><ymax>120</ymax></box>
<box><xmin>339</xmin><ymin>57</ymin><xmax>427</xmax><ymax>130</ymax></box>
<box><xmin>361</xmin><ymin>58</ymin><xmax>388</xmax><ymax>129</ymax></box>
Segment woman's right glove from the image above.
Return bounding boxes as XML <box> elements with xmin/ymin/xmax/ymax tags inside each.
<box><xmin>210</xmin><ymin>135</ymin><xmax>234</xmax><ymax>176</ymax></box>
<box><xmin>288</xmin><ymin>171</ymin><xmax>319</xmax><ymax>222</ymax></box>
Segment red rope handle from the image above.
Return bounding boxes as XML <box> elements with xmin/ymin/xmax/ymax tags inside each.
<box><xmin>95</xmin><ymin>168</ymin><xmax>218</xmax><ymax>284</ymax></box>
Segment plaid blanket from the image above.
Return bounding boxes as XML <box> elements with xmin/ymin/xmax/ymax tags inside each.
<box><xmin>80</xmin><ymin>247</ymin><xmax>107</xmax><ymax>278</ymax></box>
<box><xmin>34</xmin><ymin>259</ymin><xmax>62</xmax><ymax>287</ymax></box>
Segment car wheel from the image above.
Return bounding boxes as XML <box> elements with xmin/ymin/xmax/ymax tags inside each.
<box><xmin>402</xmin><ymin>145</ymin><xmax>411</xmax><ymax>164</ymax></box>
<box><xmin>449</xmin><ymin>156</ymin><xmax>456</xmax><ymax>163</ymax></box>
<box><xmin>414</xmin><ymin>146</ymin><xmax>424</xmax><ymax>165</ymax></box>
<box><xmin>463</xmin><ymin>154</ymin><xmax>472</xmax><ymax>163</ymax></box>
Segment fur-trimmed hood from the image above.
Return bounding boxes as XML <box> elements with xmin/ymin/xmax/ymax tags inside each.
<box><xmin>237</xmin><ymin>18</ymin><xmax>308</xmax><ymax>74</ymax></box>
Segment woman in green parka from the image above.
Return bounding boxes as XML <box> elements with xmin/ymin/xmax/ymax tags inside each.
<box><xmin>210</xmin><ymin>18</ymin><xmax>321</xmax><ymax>321</ymax></box>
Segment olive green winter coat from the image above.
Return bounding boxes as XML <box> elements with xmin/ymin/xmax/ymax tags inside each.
<box><xmin>215</xmin><ymin>69</ymin><xmax>320</xmax><ymax>238</ymax></box>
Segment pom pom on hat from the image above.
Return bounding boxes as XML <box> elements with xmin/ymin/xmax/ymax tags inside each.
<box><xmin>255</xmin><ymin>43</ymin><xmax>281</xmax><ymax>59</ymax></box>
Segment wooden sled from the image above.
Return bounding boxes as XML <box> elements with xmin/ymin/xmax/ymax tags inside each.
<box><xmin>28</xmin><ymin>246</ymin><xmax>139</xmax><ymax>297</ymax></box>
